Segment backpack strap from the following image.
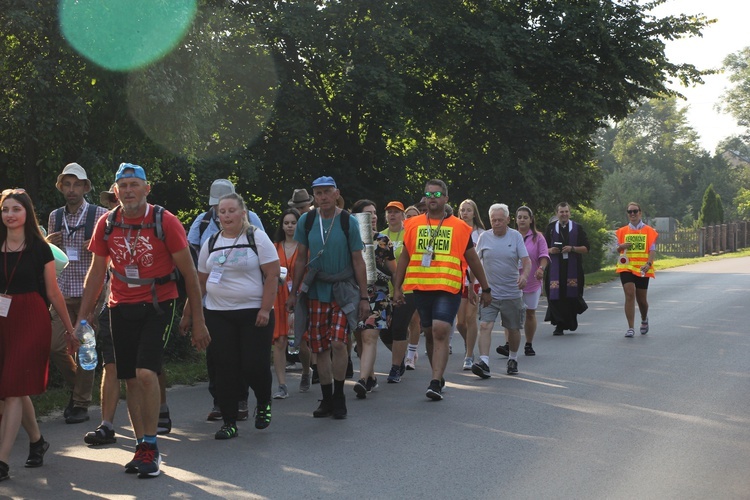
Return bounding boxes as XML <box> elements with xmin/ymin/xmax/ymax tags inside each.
<box><xmin>83</xmin><ymin>203</ymin><xmax>99</xmax><ymax>240</ymax></box>
<box><xmin>207</xmin><ymin>226</ymin><xmax>259</xmax><ymax>256</ymax></box>
<box><xmin>103</xmin><ymin>205</ymin><xmax>165</xmax><ymax>242</ymax></box>
<box><xmin>197</xmin><ymin>207</ymin><xmax>215</xmax><ymax>241</ymax></box>
<box><xmin>303</xmin><ymin>209</ymin><xmax>350</xmax><ymax>241</ymax></box>
<box><xmin>53</xmin><ymin>207</ymin><xmax>65</xmax><ymax>234</ymax></box>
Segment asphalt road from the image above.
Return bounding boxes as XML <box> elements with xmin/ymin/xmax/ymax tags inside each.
<box><xmin>3</xmin><ymin>257</ymin><xmax>750</xmax><ymax>499</ymax></box>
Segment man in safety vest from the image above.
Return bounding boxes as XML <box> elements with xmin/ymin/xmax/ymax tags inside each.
<box><xmin>392</xmin><ymin>179</ymin><xmax>491</xmax><ymax>401</ymax></box>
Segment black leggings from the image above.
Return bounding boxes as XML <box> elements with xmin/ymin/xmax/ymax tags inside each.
<box><xmin>205</xmin><ymin>308</ymin><xmax>274</xmax><ymax>423</ymax></box>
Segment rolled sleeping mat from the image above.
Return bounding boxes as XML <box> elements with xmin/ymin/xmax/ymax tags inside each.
<box><xmin>49</xmin><ymin>242</ymin><xmax>69</xmax><ymax>276</ymax></box>
<box><xmin>353</xmin><ymin>213</ymin><xmax>374</xmax><ymax>244</ymax></box>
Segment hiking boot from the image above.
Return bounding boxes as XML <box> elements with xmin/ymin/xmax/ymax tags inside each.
<box><xmin>625</xmin><ymin>328</ymin><xmax>635</xmax><ymax>338</ymax></box>
<box><xmin>157</xmin><ymin>410</ymin><xmax>172</xmax><ymax>435</ymax></box>
<box><xmin>354</xmin><ymin>379</ymin><xmax>368</xmax><ymax>399</ymax></box>
<box><xmin>332</xmin><ymin>396</ymin><xmax>347</xmax><ymax>419</ymax></box>
<box><xmin>299</xmin><ymin>372</ymin><xmax>311</xmax><ymax>393</ymax></box>
<box><xmin>471</xmin><ymin>360</ymin><xmax>491</xmax><ymax>379</ymax></box>
<box><xmin>215</xmin><ymin>423</ymin><xmax>238</xmax><ymax>440</ymax></box>
<box><xmin>426</xmin><ymin>379</ymin><xmax>443</xmax><ymax>401</ymax></box>
<box><xmin>313</xmin><ymin>399</ymin><xmax>334</xmax><ymax>418</ymax></box>
<box><xmin>640</xmin><ymin>318</ymin><xmax>649</xmax><ymax>335</ymax></box>
<box><xmin>273</xmin><ymin>384</ymin><xmax>289</xmax><ymax>399</ymax></box>
<box><xmin>463</xmin><ymin>356</ymin><xmax>474</xmax><ymax>370</ymax></box>
<box><xmin>206</xmin><ymin>406</ymin><xmax>222</xmax><ymax>421</ymax></box>
<box><xmin>136</xmin><ymin>442</ymin><xmax>161</xmax><ymax>479</ymax></box>
<box><xmin>84</xmin><ymin>425</ymin><xmax>117</xmax><ymax>446</ymax></box>
<box><xmin>25</xmin><ymin>437</ymin><xmax>49</xmax><ymax>468</ymax></box>
<box><xmin>496</xmin><ymin>343</ymin><xmax>510</xmax><ymax>357</ymax></box>
<box><xmin>524</xmin><ymin>343</ymin><xmax>536</xmax><ymax>356</ymax></box>
<box><xmin>507</xmin><ymin>359</ymin><xmax>518</xmax><ymax>375</ymax></box>
<box><xmin>387</xmin><ymin>366</ymin><xmax>401</xmax><ymax>384</ymax></box>
<box><xmin>125</xmin><ymin>443</ymin><xmax>145</xmax><ymax>473</ymax></box>
<box><xmin>254</xmin><ymin>402</ymin><xmax>272</xmax><ymax>429</ymax></box>
<box><xmin>65</xmin><ymin>406</ymin><xmax>89</xmax><ymax>425</ymax></box>
<box><xmin>238</xmin><ymin>400</ymin><xmax>249</xmax><ymax>421</ymax></box>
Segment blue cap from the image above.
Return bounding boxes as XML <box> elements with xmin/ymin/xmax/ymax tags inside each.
<box><xmin>311</xmin><ymin>176</ymin><xmax>337</xmax><ymax>188</ymax></box>
<box><xmin>115</xmin><ymin>163</ymin><xmax>147</xmax><ymax>182</ymax></box>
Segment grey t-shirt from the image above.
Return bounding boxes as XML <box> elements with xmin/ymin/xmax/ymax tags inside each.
<box><xmin>476</xmin><ymin>228</ymin><xmax>528</xmax><ymax>300</ymax></box>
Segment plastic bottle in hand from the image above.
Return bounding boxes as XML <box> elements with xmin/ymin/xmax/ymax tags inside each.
<box><xmin>75</xmin><ymin>320</ymin><xmax>98</xmax><ymax>371</ymax></box>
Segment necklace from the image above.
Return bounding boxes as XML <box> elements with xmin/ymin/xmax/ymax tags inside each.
<box><xmin>5</xmin><ymin>239</ymin><xmax>25</xmax><ymax>252</ymax></box>
<box><xmin>217</xmin><ymin>231</ymin><xmax>243</xmax><ymax>265</ymax></box>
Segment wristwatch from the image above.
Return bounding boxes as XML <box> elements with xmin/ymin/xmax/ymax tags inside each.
<box><xmin>482</xmin><ymin>288</ymin><xmax>491</xmax><ymax>294</ymax></box>
<box><xmin>360</xmin><ymin>297</ymin><xmax>369</xmax><ymax>301</ymax></box>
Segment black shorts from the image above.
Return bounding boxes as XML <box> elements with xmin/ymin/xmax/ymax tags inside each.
<box><xmin>389</xmin><ymin>293</ymin><xmax>418</xmax><ymax>342</ymax></box>
<box><xmin>110</xmin><ymin>301</ymin><xmax>173</xmax><ymax>379</ymax></box>
<box><xmin>620</xmin><ymin>272</ymin><xmax>650</xmax><ymax>290</ymax></box>
<box><xmin>97</xmin><ymin>305</ymin><xmax>116</xmax><ymax>366</ymax></box>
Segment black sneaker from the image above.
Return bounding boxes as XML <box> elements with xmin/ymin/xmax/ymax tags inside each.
<box><xmin>311</xmin><ymin>365</ymin><xmax>320</xmax><ymax>384</ymax></box>
<box><xmin>63</xmin><ymin>395</ymin><xmax>74</xmax><ymax>419</ymax></box>
<box><xmin>0</xmin><ymin>460</ymin><xmax>8</xmax><ymax>482</ymax></box>
<box><xmin>157</xmin><ymin>411</ymin><xmax>172</xmax><ymax>435</ymax></box>
<box><xmin>495</xmin><ymin>343</ymin><xmax>510</xmax><ymax>357</ymax></box>
<box><xmin>366</xmin><ymin>376</ymin><xmax>378</xmax><ymax>392</ymax></box>
<box><xmin>24</xmin><ymin>437</ymin><xmax>49</xmax><ymax>468</ymax></box>
<box><xmin>507</xmin><ymin>359</ymin><xmax>518</xmax><ymax>375</ymax></box>
<box><xmin>313</xmin><ymin>399</ymin><xmax>333</xmax><ymax>418</ymax></box>
<box><xmin>426</xmin><ymin>380</ymin><xmax>443</xmax><ymax>401</ymax></box>
<box><xmin>332</xmin><ymin>396</ymin><xmax>347</xmax><ymax>419</ymax></box>
<box><xmin>65</xmin><ymin>406</ymin><xmax>90</xmax><ymax>424</ymax></box>
<box><xmin>215</xmin><ymin>423</ymin><xmax>238</xmax><ymax>440</ymax></box>
<box><xmin>254</xmin><ymin>402</ymin><xmax>272</xmax><ymax>429</ymax></box>
<box><xmin>346</xmin><ymin>357</ymin><xmax>354</xmax><ymax>379</ymax></box>
<box><xmin>125</xmin><ymin>443</ymin><xmax>145</xmax><ymax>473</ymax></box>
<box><xmin>524</xmin><ymin>343</ymin><xmax>536</xmax><ymax>356</ymax></box>
<box><xmin>136</xmin><ymin>442</ymin><xmax>161</xmax><ymax>479</ymax></box>
<box><xmin>471</xmin><ymin>360</ymin><xmax>491</xmax><ymax>379</ymax></box>
<box><xmin>553</xmin><ymin>327</ymin><xmax>564</xmax><ymax>336</ymax></box>
<box><xmin>354</xmin><ymin>379</ymin><xmax>368</xmax><ymax>399</ymax></box>
<box><xmin>387</xmin><ymin>366</ymin><xmax>401</xmax><ymax>384</ymax></box>
<box><xmin>84</xmin><ymin>425</ymin><xmax>117</xmax><ymax>446</ymax></box>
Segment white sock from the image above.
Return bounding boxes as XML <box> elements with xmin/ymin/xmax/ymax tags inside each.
<box><xmin>480</xmin><ymin>355</ymin><xmax>489</xmax><ymax>365</ymax></box>
<box><xmin>407</xmin><ymin>344</ymin><xmax>418</xmax><ymax>357</ymax></box>
<box><xmin>509</xmin><ymin>351</ymin><xmax>518</xmax><ymax>360</ymax></box>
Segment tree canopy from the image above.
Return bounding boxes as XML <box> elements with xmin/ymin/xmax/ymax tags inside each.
<box><xmin>1</xmin><ymin>0</ymin><xmax>713</xmax><ymax>229</ymax></box>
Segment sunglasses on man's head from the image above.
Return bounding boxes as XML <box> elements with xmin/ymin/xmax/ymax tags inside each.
<box><xmin>627</xmin><ymin>209</ymin><xmax>640</xmax><ymax>214</ymax></box>
<box><xmin>424</xmin><ymin>191</ymin><xmax>443</xmax><ymax>198</ymax></box>
<box><xmin>1</xmin><ymin>188</ymin><xmax>26</xmax><ymax>196</ymax></box>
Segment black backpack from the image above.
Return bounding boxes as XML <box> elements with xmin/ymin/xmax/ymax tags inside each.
<box><xmin>206</xmin><ymin>225</ymin><xmax>259</xmax><ymax>257</ymax></box>
<box><xmin>103</xmin><ymin>205</ymin><xmax>184</xmax><ymax>312</ymax></box>
<box><xmin>189</xmin><ymin>207</ymin><xmax>253</xmax><ymax>265</ymax></box>
<box><xmin>53</xmin><ymin>204</ymin><xmax>99</xmax><ymax>240</ymax></box>
<box><xmin>303</xmin><ymin>209</ymin><xmax>351</xmax><ymax>240</ymax></box>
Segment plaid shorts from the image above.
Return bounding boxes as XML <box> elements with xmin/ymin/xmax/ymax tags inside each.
<box><xmin>307</xmin><ymin>299</ymin><xmax>350</xmax><ymax>353</ymax></box>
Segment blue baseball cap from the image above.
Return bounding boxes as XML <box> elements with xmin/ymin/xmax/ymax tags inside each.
<box><xmin>115</xmin><ymin>163</ymin><xmax>147</xmax><ymax>182</ymax></box>
<box><xmin>311</xmin><ymin>176</ymin><xmax>337</xmax><ymax>188</ymax></box>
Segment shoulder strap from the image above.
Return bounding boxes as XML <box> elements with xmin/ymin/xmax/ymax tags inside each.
<box><xmin>303</xmin><ymin>210</ymin><xmax>350</xmax><ymax>240</ymax></box>
<box><xmin>103</xmin><ymin>205</ymin><xmax>165</xmax><ymax>241</ymax></box>
<box><xmin>208</xmin><ymin>226</ymin><xmax>259</xmax><ymax>256</ymax></box>
<box><xmin>103</xmin><ymin>206</ymin><xmax>121</xmax><ymax>241</ymax></box>
<box><xmin>198</xmin><ymin>207</ymin><xmax>214</xmax><ymax>240</ymax></box>
<box><xmin>83</xmin><ymin>204</ymin><xmax>99</xmax><ymax>240</ymax></box>
<box><xmin>153</xmin><ymin>205</ymin><xmax>165</xmax><ymax>241</ymax></box>
<box><xmin>53</xmin><ymin>207</ymin><xmax>65</xmax><ymax>233</ymax></box>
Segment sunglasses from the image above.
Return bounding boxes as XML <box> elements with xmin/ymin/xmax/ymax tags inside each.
<box><xmin>424</xmin><ymin>191</ymin><xmax>443</xmax><ymax>198</ymax></box>
<box><xmin>1</xmin><ymin>188</ymin><xmax>26</xmax><ymax>196</ymax></box>
<box><xmin>627</xmin><ymin>209</ymin><xmax>640</xmax><ymax>215</ymax></box>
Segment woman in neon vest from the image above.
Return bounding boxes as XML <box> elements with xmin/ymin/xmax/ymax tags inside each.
<box><xmin>615</xmin><ymin>202</ymin><xmax>658</xmax><ymax>338</ymax></box>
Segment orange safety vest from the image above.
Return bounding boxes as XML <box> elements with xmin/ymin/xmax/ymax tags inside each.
<box><xmin>403</xmin><ymin>214</ymin><xmax>473</xmax><ymax>293</ymax></box>
<box><xmin>615</xmin><ymin>224</ymin><xmax>658</xmax><ymax>278</ymax></box>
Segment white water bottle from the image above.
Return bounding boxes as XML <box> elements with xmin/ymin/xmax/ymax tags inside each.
<box><xmin>75</xmin><ymin>320</ymin><xmax>98</xmax><ymax>371</ymax></box>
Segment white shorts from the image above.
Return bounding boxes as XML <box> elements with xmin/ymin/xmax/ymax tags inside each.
<box><xmin>522</xmin><ymin>288</ymin><xmax>542</xmax><ymax>311</ymax></box>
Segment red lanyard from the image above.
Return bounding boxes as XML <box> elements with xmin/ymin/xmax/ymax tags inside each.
<box><xmin>3</xmin><ymin>245</ymin><xmax>24</xmax><ymax>294</ymax></box>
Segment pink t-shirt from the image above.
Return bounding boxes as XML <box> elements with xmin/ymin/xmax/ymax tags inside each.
<box><xmin>521</xmin><ymin>229</ymin><xmax>549</xmax><ymax>293</ymax></box>
<box><xmin>89</xmin><ymin>205</ymin><xmax>188</xmax><ymax>306</ymax></box>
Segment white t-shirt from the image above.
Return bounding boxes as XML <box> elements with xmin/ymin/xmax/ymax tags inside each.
<box><xmin>476</xmin><ymin>228</ymin><xmax>528</xmax><ymax>300</ymax></box>
<box><xmin>198</xmin><ymin>229</ymin><xmax>279</xmax><ymax>310</ymax></box>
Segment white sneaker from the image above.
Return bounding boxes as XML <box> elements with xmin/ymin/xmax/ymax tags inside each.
<box><xmin>462</xmin><ymin>357</ymin><xmax>473</xmax><ymax>371</ymax></box>
<box><xmin>625</xmin><ymin>328</ymin><xmax>635</xmax><ymax>338</ymax></box>
<box><xmin>405</xmin><ymin>352</ymin><xmax>418</xmax><ymax>370</ymax></box>
<box><xmin>273</xmin><ymin>384</ymin><xmax>289</xmax><ymax>399</ymax></box>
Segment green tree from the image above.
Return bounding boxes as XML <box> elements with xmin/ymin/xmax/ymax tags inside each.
<box><xmin>570</xmin><ymin>205</ymin><xmax>612</xmax><ymax>273</ymax></box>
<box><xmin>720</xmin><ymin>47</ymin><xmax>750</xmax><ymax>133</ymax></box>
<box><xmin>734</xmin><ymin>188</ymin><xmax>750</xmax><ymax>220</ymax></box>
<box><xmin>698</xmin><ymin>184</ymin><xmax>724</xmax><ymax>227</ymax></box>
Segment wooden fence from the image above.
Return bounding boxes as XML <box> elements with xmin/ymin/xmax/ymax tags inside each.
<box><xmin>656</xmin><ymin>221</ymin><xmax>750</xmax><ymax>257</ymax></box>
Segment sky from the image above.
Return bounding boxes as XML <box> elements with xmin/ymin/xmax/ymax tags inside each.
<box><xmin>650</xmin><ymin>0</ymin><xmax>750</xmax><ymax>154</ymax></box>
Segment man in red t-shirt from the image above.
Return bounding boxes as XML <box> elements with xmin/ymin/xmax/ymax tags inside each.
<box><xmin>76</xmin><ymin>163</ymin><xmax>209</xmax><ymax>479</ymax></box>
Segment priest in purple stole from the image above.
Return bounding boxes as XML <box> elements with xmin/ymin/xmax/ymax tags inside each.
<box><xmin>543</xmin><ymin>202</ymin><xmax>590</xmax><ymax>335</ymax></box>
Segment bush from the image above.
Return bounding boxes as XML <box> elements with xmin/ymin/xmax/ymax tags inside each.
<box><xmin>571</xmin><ymin>205</ymin><xmax>612</xmax><ymax>274</ymax></box>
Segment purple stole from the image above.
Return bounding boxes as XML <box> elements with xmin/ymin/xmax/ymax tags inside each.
<box><xmin>548</xmin><ymin>221</ymin><xmax>579</xmax><ymax>300</ymax></box>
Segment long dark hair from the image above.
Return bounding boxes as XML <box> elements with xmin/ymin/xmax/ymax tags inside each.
<box><xmin>350</xmin><ymin>199</ymin><xmax>376</xmax><ymax>214</ymax></box>
<box><xmin>516</xmin><ymin>205</ymin><xmax>541</xmax><ymax>242</ymax></box>
<box><xmin>0</xmin><ymin>189</ymin><xmax>46</xmax><ymax>248</ymax></box>
<box><xmin>274</xmin><ymin>208</ymin><xmax>301</xmax><ymax>243</ymax></box>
